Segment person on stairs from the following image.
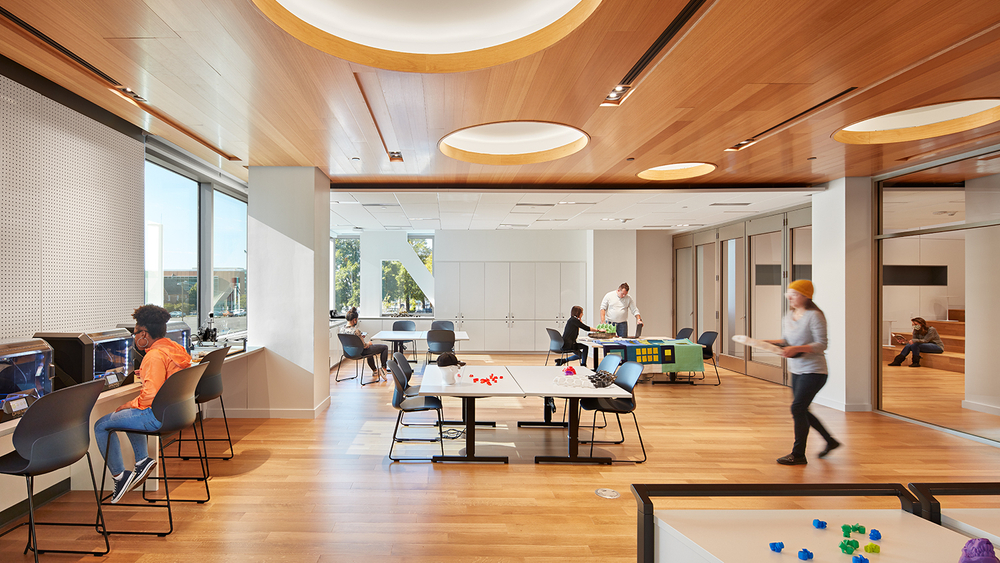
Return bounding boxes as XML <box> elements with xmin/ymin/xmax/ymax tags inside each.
<box><xmin>888</xmin><ymin>317</ymin><xmax>944</xmax><ymax>367</ymax></box>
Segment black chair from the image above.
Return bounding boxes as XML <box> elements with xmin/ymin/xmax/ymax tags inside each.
<box><xmin>692</xmin><ymin>331</ymin><xmax>721</xmax><ymax>386</ymax></box>
<box><xmin>392</xmin><ymin>320</ymin><xmax>417</xmax><ymax>361</ymax></box>
<box><xmin>676</xmin><ymin>327</ymin><xmax>694</xmax><ymax>341</ymax></box>
<box><xmin>544</xmin><ymin>328</ymin><xmax>571</xmax><ymax>366</ymax></box>
<box><xmin>580</xmin><ymin>361</ymin><xmax>646</xmax><ymax>463</ymax></box>
<box><xmin>569</xmin><ymin>353</ymin><xmax>621</xmax><ymax>427</ymax></box>
<box><xmin>387</xmin><ymin>359</ymin><xmax>443</xmax><ymax>461</ymax></box>
<box><xmin>0</xmin><ymin>379</ymin><xmax>109</xmax><ymax>563</ymax></box>
<box><xmin>163</xmin><ymin>347</ymin><xmax>234</xmax><ymax>474</ymax></box>
<box><xmin>425</xmin><ymin>330</ymin><xmax>455</xmax><ymax>364</ymax></box>
<box><xmin>336</xmin><ymin>333</ymin><xmax>380</xmax><ymax>385</ymax></box>
<box><xmin>430</xmin><ymin>320</ymin><xmax>454</xmax><ymax>331</ymax></box>
<box><xmin>393</xmin><ymin>351</ymin><xmax>419</xmax><ymax>397</ymax></box>
<box><xmin>100</xmin><ymin>362</ymin><xmax>209</xmax><ymax>536</ymax></box>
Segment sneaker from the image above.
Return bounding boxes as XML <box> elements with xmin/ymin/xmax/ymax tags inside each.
<box><xmin>111</xmin><ymin>470</ymin><xmax>135</xmax><ymax>504</ymax></box>
<box><xmin>546</xmin><ymin>397</ymin><xmax>557</xmax><ymax>414</ymax></box>
<box><xmin>776</xmin><ymin>453</ymin><xmax>808</xmax><ymax>465</ymax></box>
<box><xmin>131</xmin><ymin>457</ymin><xmax>157</xmax><ymax>492</ymax></box>
<box><xmin>818</xmin><ymin>439</ymin><xmax>841</xmax><ymax>458</ymax></box>
<box><xmin>554</xmin><ymin>359</ymin><xmax>564</xmax><ymax>366</ymax></box>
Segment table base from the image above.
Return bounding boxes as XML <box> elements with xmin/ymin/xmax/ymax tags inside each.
<box><xmin>534</xmin><ymin>397</ymin><xmax>612</xmax><ymax>465</ymax></box>
<box><xmin>432</xmin><ymin>397</ymin><xmax>508</xmax><ymax>464</ymax></box>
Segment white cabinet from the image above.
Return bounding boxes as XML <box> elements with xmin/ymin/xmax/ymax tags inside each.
<box><xmin>484</xmin><ymin>263</ymin><xmax>510</xmax><ymax>319</ymax></box>
<box><xmin>510</xmin><ymin>262</ymin><xmax>535</xmax><ymax>321</ymax></box>
<box><xmin>435</xmin><ymin>262</ymin><xmax>461</xmax><ymax>320</ymax></box>
<box><xmin>509</xmin><ymin>318</ymin><xmax>537</xmax><ymax>351</ymax></box>
<box><xmin>535</xmin><ymin>319</ymin><xmax>566</xmax><ymax>354</ymax></box>
<box><xmin>459</xmin><ymin>262</ymin><xmax>485</xmax><ymax>320</ymax></box>
<box><xmin>484</xmin><ymin>320</ymin><xmax>509</xmax><ymax>351</ymax></box>
<box><xmin>534</xmin><ymin>262</ymin><xmax>561</xmax><ymax>320</ymax></box>
<box><xmin>560</xmin><ymin>262</ymin><xmax>586</xmax><ymax>316</ymax></box>
<box><xmin>458</xmin><ymin>320</ymin><xmax>485</xmax><ymax>351</ymax></box>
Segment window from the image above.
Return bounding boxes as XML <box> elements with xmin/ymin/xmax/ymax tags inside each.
<box><xmin>380</xmin><ymin>236</ymin><xmax>433</xmax><ymax>316</ymax></box>
<box><xmin>145</xmin><ymin>161</ymin><xmax>199</xmax><ymax>331</ymax></box>
<box><xmin>213</xmin><ymin>191</ymin><xmax>247</xmax><ymax>335</ymax></box>
<box><xmin>334</xmin><ymin>237</ymin><xmax>360</xmax><ymax>314</ymax></box>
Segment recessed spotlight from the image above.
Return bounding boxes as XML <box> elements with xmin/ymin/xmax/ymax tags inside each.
<box><xmin>601</xmin><ymin>85</ymin><xmax>633</xmax><ymax>107</ymax></box>
<box><xmin>807</xmin><ymin>156</ymin><xmax>817</xmax><ymax>160</ymax></box>
<box><xmin>388</xmin><ymin>151</ymin><xmax>403</xmax><ymax>162</ymax></box>
<box><xmin>724</xmin><ymin>139</ymin><xmax>758</xmax><ymax>152</ymax></box>
<box><xmin>626</xmin><ymin>157</ymin><xmax>635</xmax><ymax>161</ymax></box>
<box><xmin>558</xmin><ymin>201</ymin><xmax>576</xmax><ymax>205</ymax></box>
<box><xmin>351</xmin><ymin>157</ymin><xmax>361</xmax><ymax>161</ymax></box>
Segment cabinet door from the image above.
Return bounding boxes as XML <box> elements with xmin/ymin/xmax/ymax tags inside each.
<box><xmin>435</xmin><ymin>262</ymin><xmax>461</xmax><ymax>321</ymax></box>
<box><xmin>484</xmin><ymin>320</ymin><xmax>510</xmax><ymax>351</ymax></box>
<box><xmin>459</xmin><ymin>320</ymin><xmax>485</xmax><ymax>351</ymax></box>
<box><xmin>484</xmin><ymin>263</ymin><xmax>510</xmax><ymax>319</ymax></box>
<box><xmin>509</xmin><ymin>262</ymin><xmax>535</xmax><ymax>321</ymax></box>
<box><xmin>534</xmin><ymin>262</ymin><xmax>561</xmax><ymax>320</ymax></box>
<box><xmin>459</xmin><ymin>262</ymin><xmax>485</xmax><ymax>320</ymax></box>
<box><xmin>508</xmin><ymin>318</ymin><xmax>536</xmax><ymax>352</ymax></box>
<box><xmin>560</xmin><ymin>262</ymin><xmax>586</xmax><ymax>319</ymax></box>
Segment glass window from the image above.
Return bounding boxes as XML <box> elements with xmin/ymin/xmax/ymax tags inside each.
<box><xmin>720</xmin><ymin>237</ymin><xmax>745</xmax><ymax>358</ymax></box>
<box><xmin>675</xmin><ymin>247</ymin><xmax>693</xmax><ymax>335</ymax></box>
<box><xmin>750</xmin><ymin>231</ymin><xmax>783</xmax><ymax>367</ymax></box>
<box><xmin>696</xmin><ymin>242</ymin><xmax>716</xmax><ymax>338</ymax></box>
<box><xmin>334</xmin><ymin>237</ymin><xmax>360</xmax><ymax>314</ymax></box>
<box><xmin>145</xmin><ymin>161</ymin><xmax>199</xmax><ymax>331</ymax></box>
<box><xmin>213</xmin><ymin>191</ymin><xmax>247</xmax><ymax>336</ymax></box>
<box><xmin>381</xmin><ymin>259</ymin><xmax>433</xmax><ymax>316</ymax></box>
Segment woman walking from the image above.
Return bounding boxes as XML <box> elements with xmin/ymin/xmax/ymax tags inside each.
<box><xmin>767</xmin><ymin>280</ymin><xmax>840</xmax><ymax>465</ymax></box>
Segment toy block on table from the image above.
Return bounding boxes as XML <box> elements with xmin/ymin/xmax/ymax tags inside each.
<box><xmin>852</xmin><ymin>555</ymin><xmax>869</xmax><ymax>563</ymax></box>
<box><xmin>797</xmin><ymin>548</ymin><xmax>813</xmax><ymax>560</ymax></box>
<box><xmin>840</xmin><ymin>540</ymin><xmax>857</xmax><ymax>554</ymax></box>
<box><xmin>864</xmin><ymin>543</ymin><xmax>880</xmax><ymax>553</ymax></box>
<box><xmin>769</xmin><ymin>542</ymin><xmax>784</xmax><ymax>552</ymax></box>
<box><xmin>868</xmin><ymin>529</ymin><xmax>881</xmax><ymax>541</ymax></box>
<box><xmin>812</xmin><ymin>519</ymin><xmax>826</xmax><ymax>529</ymax></box>
<box><xmin>841</xmin><ymin>524</ymin><xmax>853</xmax><ymax>537</ymax></box>
<box><xmin>851</xmin><ymin>523</ymin><xmax>866</xmax><ymax>534</ymax></box>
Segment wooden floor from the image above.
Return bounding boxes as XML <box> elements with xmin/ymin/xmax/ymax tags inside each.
<box><xmin>4</xmin><ymin>354</ymin><xmax>1000</xmax><ymax>562</ymax></box>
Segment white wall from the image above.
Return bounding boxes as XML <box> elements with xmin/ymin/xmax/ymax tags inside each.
<box><xmin>592</xmin><ymin>231</ymin><xmax>638</xmax><ymax>328</ymax></box>
<box><xmin>882</xmin><ymin>233</ymin><xmax>965</xmax><ymax>332</ymax></box>
<box><xmin>812</xmin><ymin>177</ymin><xmax>874</xmax><ymax>412</ymax></box>
<box><xmin>435</xmin><ymin>230</ymin><xmax>588</xmax><ymax>262</ymax></box>
<box><xmin>636</xmin><ymin>231</ymin><xmax>672</xmax><ymax>336</ymax></box>
<box><xmin>963</xmin><ymin>173</ymin><xmax>1000</xmax><ymax>415</ymax></box>
<box><xmin>248</xmin><ymin>167</ymin><xmax>330</xmax><ymax>418</ymax></box>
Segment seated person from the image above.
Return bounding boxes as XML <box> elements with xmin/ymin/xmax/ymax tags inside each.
<box><xmin>888</xmin><ymin>316</ymin><xmax>944</xmax><ymax>367</ymax></box>
<box><xmin>555</xmin><ymin>305</ymin><xmax>591</xmax><ymax>367</ymax></box>
<box><xmin>339</xmin><ymin>307</ymin><xmax>389</xmax><ymax>380</ymax></box>
<box><xmin>94</xmin><ymin>304</ymin><xmax>192</xmax><ymax>503</ymax></box>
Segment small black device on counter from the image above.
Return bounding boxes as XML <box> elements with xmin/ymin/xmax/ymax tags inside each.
<box><xmin>35</xmin><ymin>329</ymin><xmax>134</xmax><ymax>391</ymax></box>
<box><xmin>0</xmin><ymin>338</ymin><xmax>54</xmax><ymax>419</ymax></box>
<box><xmin>1</xmin><ymin>389</ymin><xmax>38</xmax><ymax>419</ymax></box>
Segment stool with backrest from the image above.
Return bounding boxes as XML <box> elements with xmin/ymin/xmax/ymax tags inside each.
<box><xmin>161</xmin><ymin>347</ymin><xmax>233</xmax><ymax>478</ymax></box>
<box><xmin>430</xmin><ymin>320</ymin><xmax>454</xmax><ymax>331</ymax></box>
<box><xmin>336</xmin><ymin>333</ymin><xmax>380</xmax><ymax>385</ymax></box>
<box><xmin>0</xmin><ymin>379</ymin><xmax>109</xmax><ymax>563</ymax></box>
<box><xmin>580</xmin><ymin>361</ymin><xmax>646</xmax><ymax>463</ymax></box>
<box><xmin>425</xmin><ymin>329</ymin><xmax>455</xmax><ymax>364</ymax></box>
<box><xmin>100</xmin><ymin>362</ymin><xmax>208</xmax><ymax>536</ymax></box>
<box><xmin>544</xmin><ymin>328</ymin><xmax>571</xmax><ymax>366</ymax></box>
<box><xmin>391</xmin><ymin>320</ymin><xmax>417</xmax><ymax>362</ymax></box>
<box><xmin>692</xmin><ymin>331</ymin><xmax>721</xmax><ymax>386</ymax></box>
<box><xmin>387</xmin><ymin>359</ymin><xmax>443</xmax><ymax>461</ymax></box>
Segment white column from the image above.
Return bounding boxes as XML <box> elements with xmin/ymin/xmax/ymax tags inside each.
<box><xmin>591</xmin><ymin>230</ymin><xmax>638</xmax><ymax>326</ymax></box>
<box><xmin>811</xmin><ymin>177</ymin><xmax>873</xmax><ymax>412</ymax></box>
<box><xmin>247</xmin><ymin>167</ymin><xmax>331</xmax><ymax>418</ymax></box>
<box><xmin>963</xmin><ymin>173</ymin><xmax>1000</xmax><ymax>414</ymax></box>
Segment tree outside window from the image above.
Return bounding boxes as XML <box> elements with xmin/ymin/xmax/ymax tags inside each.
<box><xmin>381</xmin><ymin>237</ymin><xmax>433</xmax><ymax>316</ymax></box>
<box><xmin>334</xmin><ymin>238</ymin><xmax>360</xmax><ymax>314</ymax></box>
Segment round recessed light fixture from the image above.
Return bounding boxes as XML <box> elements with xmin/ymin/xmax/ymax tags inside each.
<box><xmin>834</xmin><ymin>99</ymin><xmax>1000</xmax><ymax>144</ymax></box>
<box><xmin>252</xmin><ymin>0</ymin><xmax>601</xmax><ymax>73</ymax></box>
<box><xmin>637</xmin><ymin>162</ymin><xmax>716</xmax><ymax>181</ymax></box>
<box><xmin>439</xmin><ymin>121</ymin><xmax>589</xmax><ymax>165</ymax></box>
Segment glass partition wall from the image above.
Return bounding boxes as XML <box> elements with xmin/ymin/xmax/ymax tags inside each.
<box><xmin>877</xmin><ymin>155</ymin><xmax>1000</xmax><ymax>442</ymax></box>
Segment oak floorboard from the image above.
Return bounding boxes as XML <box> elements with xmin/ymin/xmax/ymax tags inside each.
<box><xmin>2</xmin><ymin>353</ymin><xmax>1000</xmax><ymax>561</ymax></box>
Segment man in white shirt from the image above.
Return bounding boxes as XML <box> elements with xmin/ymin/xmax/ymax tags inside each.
<box><xmin>600</xmin><ymin>282</ymin><xmax>642</xmax><ymax>337</ymax></box>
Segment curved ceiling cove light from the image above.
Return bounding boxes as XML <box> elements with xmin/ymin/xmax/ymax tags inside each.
<box><xmin>439</xmin><ymin>122</ymin><xmax>589</xmax><ymax>165</ymax></box>
<box><xmin>638</xmin><ymin>162</ymin><xmax>716</xmax><ymax>181</ymax></box>
<box><xmin>834</xmin><ymin>99</ymin><xmax>1000</xmax><ymax>144</ymax></box>
<box><xmin>252</xmin><ymin>0</ymin><xmax>601</xmax><ymax>73</ymax></box>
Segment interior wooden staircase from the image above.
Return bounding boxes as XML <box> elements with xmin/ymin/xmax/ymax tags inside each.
<box><xmin>882</xmin><ymin>309</ymin><xmax>965</xmax><ymax>371</ymax></box>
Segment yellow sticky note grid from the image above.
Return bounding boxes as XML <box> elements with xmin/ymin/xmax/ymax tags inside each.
<box><xmin>635</xmin><ymin>347</ymin><xmax>660</xmax><ymax>363</ymax></box>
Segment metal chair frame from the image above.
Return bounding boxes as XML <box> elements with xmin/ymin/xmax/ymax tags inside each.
<box><xmin>162</xmin><ymin>347</ymin><xmax>234</xmax><ymax>473</ymax></box>
<box><xmin>581</xmin><ymin>362</ymin><xmax>647</xmax><ymax>463</ymax></box>
<box><xmin>387</xmin><ymin>359</ymin><xmax>444</xmax><ymax>461</ymax></box>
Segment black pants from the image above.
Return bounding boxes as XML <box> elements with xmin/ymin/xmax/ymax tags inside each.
<box><xmin>563</xmin><ymin>343</ymin><xmax>588</xmax><ymax>365</ymax></box>
<box><xmin>363</xmin><ymin>344</ymin><xmax>389</xmax><ymax>371</ymax></box>
<box><xmin>790</xmin><ymin>372</ymin><xmax>833</xmax><ymax>457</ymax></box>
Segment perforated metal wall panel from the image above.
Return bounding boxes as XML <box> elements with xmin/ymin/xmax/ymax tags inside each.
<box><xmin>1</xmin><ymin>75</ymin><xmax>144</xmax><ymax>338</ymax></box>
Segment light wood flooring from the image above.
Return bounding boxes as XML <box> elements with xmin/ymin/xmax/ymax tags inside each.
<box><xmin>4</xmin><ymin>354</ymin><xmax>1000</xmax><ymax>562</ymax></box>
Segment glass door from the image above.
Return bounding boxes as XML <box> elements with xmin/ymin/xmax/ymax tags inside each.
<box><xmin>718</xmin><ymin>223</ymin><xmax>746</xmax><ymax>373</ymax></box>
<box><xmin>674</xmin><ymin>245</ymin><xmax>694</xmax><ymax>337</ymax></box>
<box><xmin>747</xmin><ymin>215</ymin><xmax>785</xmax><ymax>384</ymax></box>
<box><xmin>696</xmin><ymin>241</ymin><xmax>717</xmax><ymax>339</ymax></box>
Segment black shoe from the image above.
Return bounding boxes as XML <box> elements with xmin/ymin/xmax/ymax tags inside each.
<box><xmin>545</xmin><ymin>397</ymin><xmax>556</xmax><ymax>414</ymax></box>
<box><xmin>111</xmin><ymin>470</ymin><xmax>135</xmax><ymax>504</ymax></box>
<box><xmin>887</xmin><ymin>354</ymin><xmax>904</xmax><ymax>366</ymax></box>
<box><xmin>131</xmin><ymin>457</ymin><xmax>157</xmax><ymax>491</ymax></box>
<box><xmin>776</xmin><ymin>453</ymin><xmax>808</xmax><ymax>465</ymax></box>
<box><xmin>554</xmin><ymin>359</ymin><xmax>564</xmax><ymax>366</ymax></box>
<box><xmin>909</xmin><ymin>361</ymin><xmax>920</xmax><ymax>367</ymax></box>
<box><xmin>818</xmin><ymin>439</ymin><xmax>841</xmax><ymax>458</ymax></box>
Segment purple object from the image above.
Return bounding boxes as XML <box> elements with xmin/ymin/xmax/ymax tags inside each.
<box><xmin>960</xmin><ymin>539</ymin><xmax>1000</xmax><ymax>563</ymax></box>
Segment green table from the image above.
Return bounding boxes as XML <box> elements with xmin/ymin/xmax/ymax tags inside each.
<box><xmin>589</xmin><ymin>338</ymin><xmax>704</xmax><ymax>373</ymax></box>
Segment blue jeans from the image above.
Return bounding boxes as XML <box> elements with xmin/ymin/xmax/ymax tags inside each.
<box><xmin>562</xmin><ymin>343</ymin><xmax>588</xmax><ymax>365</ymax></box>
<box><xmin>95</xmin><ymin>408</ymin><xmax>161</xmax><ymax>476</ymax></box>
<box><xmin>900</xmin><ymin>343</ymin><xmax>943</xmax><ymax>363</ymax></box>
<box><xmin>612</xmin><ymin>321</ymin><xmax>628</xmax><ymax>337</ymax></box>
<box><xmin>790</xmin><ymin>373</ymin><xmax>833</xmax><ymax>457</ymax></box>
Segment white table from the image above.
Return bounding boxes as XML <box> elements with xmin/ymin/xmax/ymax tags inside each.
<box><xmin>372</xmin><ymin>330</ymin><xmax>470</xmax><ymax>361</ymax></box>
<box><xmin>941</xmin><ymin>509</ymin><xmax>1000</xmax><ymax>547</ymax></box>
<box><xmin>418</xmin><ymin>365</ymin><xmax>631</xmax><ymax>464</ymax></box>
<box><xmin>654</xmin><ymin>508</ymin><xmax>970</xmax><ymax>562</ymax></box>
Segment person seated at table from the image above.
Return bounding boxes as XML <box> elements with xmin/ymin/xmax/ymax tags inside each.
<box><xmin>94</xmin><ymin>304</ymin><xmax>191</xmax><ymax>503</ymax></box>
<box><xmin>555</xmin><ymin>305</ymin><xmax>591</xmax><ymax>367</ymax></box>
<box><xmin>339</xmin><ymin>307</ymin><xmax>389</xmax><ymax>380</ymax></box>
<box><xmin>888</xmin><ymin>316</ymin><xmax>944</xmax><ymax>367</ymax></box>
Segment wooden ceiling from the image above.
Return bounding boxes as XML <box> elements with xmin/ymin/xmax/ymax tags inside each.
<box><xmin>3</xmin><ymin>0</ymin><xmax>1000</xmax><ymax>187</ymax></box>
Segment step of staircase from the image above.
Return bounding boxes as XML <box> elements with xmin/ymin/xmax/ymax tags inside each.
<box><xmin>882</xmin><ymin>345</ymin><xmax>965</xmax><ymax>372</ymax></box>
<box><xmin>948</xmin><ymin>309</ymin><xmax>965</xmax><ymax>322</ymax></box>
<box><xmin>925</xmin><ymin>319</ymin><xmax>965</xmax><ymax>337</ymax></box>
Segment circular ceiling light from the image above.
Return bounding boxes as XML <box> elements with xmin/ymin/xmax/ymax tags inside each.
<box><xmin>252</xmin><ymin>0</ymin><xmax>601</xmax><ymax>73</ymax></box>
<box><xmin>834</xmin><ymin>99</ymin><xmax>1000</xmax><ymax>144</ymax></box>
<box><xmin>637</xmin><ymin>162</ymin><xmax>716</xmax><ymax>181</ymax></box>
<box><xmin>439</xmin><ymin>121</ymin><xmax>589</xmax><ymax>165</ymax></box>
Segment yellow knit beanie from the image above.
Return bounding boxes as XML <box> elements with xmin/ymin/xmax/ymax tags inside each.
<box><xmin>788</xmin><ymin>279</ymin><xmax>814</xmax><ymax>299</ymax></box>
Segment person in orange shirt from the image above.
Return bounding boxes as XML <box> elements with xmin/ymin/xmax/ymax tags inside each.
<box><xmin>94</xmin><ymin>304</ymin><xmax>192</xmax><ymax>503</ymax></box>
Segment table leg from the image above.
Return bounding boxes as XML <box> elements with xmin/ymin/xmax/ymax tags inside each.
<box><xmin>433</xmin><ymin>397</ymin><xmax>508</xmax><ymax>463</ymax></box>
<box><xmin>535</xmin><ymin>398</ymin><xmax>612</xmax><ymax>465</ymax></box>
<box><xmin>441</xmin><ymin>399</ymin><xmax>497</xmax><ymax>427</ymax></box>
<box><xmin>517</xmin><ymin>397</ymin><xmax>569</xmax><ymax>428</ymax></box>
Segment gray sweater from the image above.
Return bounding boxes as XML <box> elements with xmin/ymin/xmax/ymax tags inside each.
<box><xmin>780</xmin><ymin>309</ymin><xmax>828</xmax><ymax>375</ymax></box>
<box><xmin>911</xmin><ymin>326</ymin><xmax>944</xmax><ymax>348</ymax></box>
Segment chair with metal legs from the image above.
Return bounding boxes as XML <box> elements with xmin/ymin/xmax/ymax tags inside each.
<box><xmin>100</xmin><ymin>363</ymin><xmax>208</xmax><ymax>536</ymax></box>
<box><xmin>336</xmin><ymin>333</ymin><xmax>380</xmax><ymax>385</ymax></box>
<box><xmin>0</xmin><ymin>379</ymin><xmax>109</xmax><ymax>563</ymax></box>
<box><xmin>393</xmin><ymin>351</ymin><xmax>419</xmax><ymax>397</ymax></box>
<box><xmin>424</xmin><ymin>330</ymin><xmax>455</xmax><ymax>364</ymax></box>
<box><xmin>690</xmin><ymin>331</ymin><xmax>721</xmax><ymax>386</ymax></box>
<box><xmin>161</xmin><ymin>347</ymin><xmax>233</xmax><ymax>482</ymax></box>
<box><xmin>572</xmin><ymin>353</ymin><xmax>620</xmax><ymax>428</ymax></box>
<box><xmin>675</xmin><ymin>327</ymin><xmax>694</xmax><ymax>341</ymax></box>
<box><xmin>392</xmin><ymin>320</ymin><xmax>417</xmax><ymax>362</ymax></box>
<box><xmin>580</xmin><ymin>361</ymin><xmax>646</xmax><ymax>463</ymax></box>
<box><xmin>544</xmin><ymin>328</ymin><xmax>571</xmax><ymax>366</ymax></box>
<box><xmin>430</xmin><ymin>320</ymin><xmax>454</xmax><ymax>331</ymax></box>
<box><xmin>387</xmin><ymin>359</ymin><xmax>444</xmax><ymax>461</ymax></box>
